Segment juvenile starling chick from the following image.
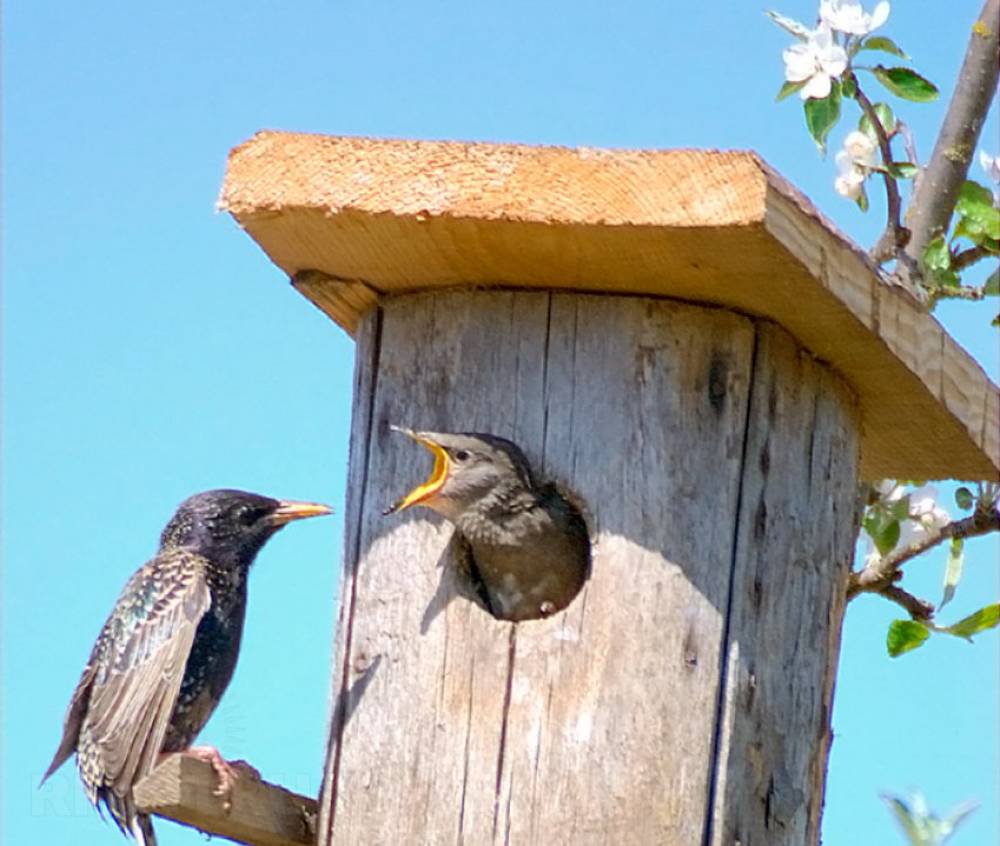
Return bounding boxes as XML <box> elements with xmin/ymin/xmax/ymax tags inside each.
<box><xmin>41</xmin><ymin>489</ymin><xmax>331</xmax><ymax>845</ymax></box>
<box><xmin>386</xmin><ymin>428</ymin><xmax>590</xmax><ymax>622</ymax></box>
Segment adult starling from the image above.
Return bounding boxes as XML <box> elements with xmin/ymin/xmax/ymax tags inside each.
<box><xmin>385</xmin><ymin>428</ymin><xmax>591</xmax><ymax>622</ymax></box>
<box><xmin>41</xmin><ymin>489</ymin><xmax>331</xmax><ymax>845</ymax></box>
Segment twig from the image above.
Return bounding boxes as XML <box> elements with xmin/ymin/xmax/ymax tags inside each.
<box><xmin>881</xmin><ymin>585</ymin><xmax>936</xmax><ymax>621</ymax></box>
<box><xmin>853</xmin><ymin>77</ymin><xmax>908</xmax><ymax>263</ymax></box>
<box><xmin>952</xmin><ymin>244</ymin><xmax>994</xmax><ymax>271</ymax></box>
<box><xmin>847</xmin><ymin>506</ymin><xmax>1000</xmax><ymax>602</ymax></box>
<box><xmin>926</xmin><ymin>281</ymin><xmax>994</xmax><ymax>308</ymax></box>
<box><xmin>896</xmin><ymin>0</ymin><xmax>1000</xmax><ymax>286</ymax></box>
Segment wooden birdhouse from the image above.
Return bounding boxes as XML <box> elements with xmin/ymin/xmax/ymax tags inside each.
<box><xmin>149</xmin><ymin>133</ymin><xmax>998</xmax><ymax>846</ymax></box>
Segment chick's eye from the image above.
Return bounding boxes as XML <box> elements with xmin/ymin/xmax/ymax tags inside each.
<box><xmin>453</xmin><ymin>449</ymin><xmax>470</xmax><ymax>462</ymax></box>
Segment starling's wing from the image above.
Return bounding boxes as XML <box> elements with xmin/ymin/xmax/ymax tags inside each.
<box><xmin>81</xmin><ymin>551</ymin><xmax>211</xmax><ymax>814</ymax></box>
<box><xmin>40</xmin><ymin>662</ymin><xmax>99</xmax><ymax>783</ymax></box>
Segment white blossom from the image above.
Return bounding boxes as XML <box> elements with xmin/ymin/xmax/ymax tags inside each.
<box><xmin>843</xmin><ymin>130</ymin><xmax>879</xmax><ymax>168</ymax></box>
<box><xmin>783</xmin><ymin>24</ymin><xmax>848</xmax><ymax>100</ymax></box>
<box><xmin>820</xmin><ymin>0</ymin><xmax>890</xmax><ymax>36</ymax></box>
<box><xmin>898</xmin><ymin>486</ymin><xmax>950</xmax><ymax>548</ymax></box>
<box><xmin>980</xmin><ymin>150</ymin><xmax>1000</xmax><ymax>204</ymax></box>
<box><xmin>875</xmin><ymin>479</ymin><xmax>900</xmax><ymax>498</ymax></box>
<box><xmin>834</xmin><ymin>131</ymin><xmax>878</xmax><ymax>200</ymax></box>
<box><xmin>910</xmin><ymin>494</ymin><xmax>950</xmax><ymax>530</ymax></box>
<box><xmin>861</xmin><ymin>541</ymin><xmax>882</xmax><ymax>569</ymax></box>
<box><xmin>863</xmin><ymin>482</ymin><xmax>950</xmax><ymax>560</ymax></box>
<box><xmin>835</xmin><ymin>151</ymin><xmax>866</xmax><ymax>199</ymax></box>
<box><xmin>980</xmin><ymin>150</ymin><xmax>1000</xmax><ymax>183</ymax></box>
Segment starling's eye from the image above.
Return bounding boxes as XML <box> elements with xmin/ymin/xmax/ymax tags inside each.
<box><xmin>453</xmin><ymin>449</ymin><xmax>470</xmax><ymax>463</ymax></box>
<box><xmin>237</xmin><ymin>507</ymin><xmax>258</xmax><ymax>526</ymax></box>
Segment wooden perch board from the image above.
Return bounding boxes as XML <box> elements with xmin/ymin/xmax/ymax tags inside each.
<box><xmin>220</xmin><ymin>132</ymin><xmax>999</xmax><ymax>481</ymax></box>
<box><xmin>134</xmin><ymin>754</ymin><xmax>316</xmax><ymax>846</ymax></box>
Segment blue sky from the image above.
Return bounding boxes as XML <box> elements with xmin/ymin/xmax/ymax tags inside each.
<box><xmin>3</xmin><ymin>2</ymin><xmax>997</xmax><ymax>844</ymax></box>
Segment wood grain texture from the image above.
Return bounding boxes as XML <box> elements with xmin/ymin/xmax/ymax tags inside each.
<box><xmin>318</xmin><ymin>305</ymin><xmax>381</xmax><ymax>842</ymax></box>
<box><xmin>292</xmin><ymin>269</ymin><xmax>378</xmax><ymax>337</ymax></box>
<box><xmin>318</xmin><ymin>290</ymin><xmax>861</xmax><ymax>845</ymax></box>
<box><xmin>219</xmin><ymin>132</ymin><xmax>998</xmax><ymax>480</ymax></box>
<box><xmin>134</xmin><ymin>754</ymin><xmax>316</xmax><ymax>846</ymax></box>
<box><xmin>708</xmin><ymin>324</ymin><xmax>860</xmax><ymax>846</ymax></box>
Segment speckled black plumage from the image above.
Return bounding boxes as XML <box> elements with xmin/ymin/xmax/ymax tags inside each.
<box><xmin>42</xmin><ymin>489</ymin><xmax>330</xmax><ymax>845</ymax></box>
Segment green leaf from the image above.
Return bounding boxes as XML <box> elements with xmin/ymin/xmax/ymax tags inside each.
<box><xmin>954</xmin><ymin>487</ymin><xmax>974</xmax><ymax>510</ymax></box>
<box><xmin>941</xmin><ymin>801</ymin><xmax>980</xmax><ymax>840</ymax></box>
<box><xmin>887</xmin><ymin>619</ymin><xmax>931</xmax><ymax>657</ymax></box>
<box><xmin>955</xmin><ymin>180</ymin><xmax>1000</xmax><ymax>241</ymax></box>
<box><xmin>841</xmin><ymin>74</ymin><xmax>857</xmax><ymax>99</ymax></box>
<box><xmin>922</xmin><ymin>235</ymin><xmax>952</xmax><ymax>272</ymax></box>
<box><xmin>882</xmin><ymin>795</ymin><xmax>922</xmax><ymax>843</ymax></box>
<box><xmin>803</xmin><ymin>80</ymin><xmax>842</xmax><ymax>154</ymax></box>
<box><xmin>889</xmin><ymin>161</ymin><xmax>918</xmax><ymax>179</ymax></box>
<box><xmin>878</xmin><ymin>520</ymin><xmax>902</xmax><ymax>554</ymax></box>
<box><xmin>855</xmin><ymin>186</ymin><xmax>869</xmax><ymax>212</ymax></box>
<box><xmin>952</xmin><ymin>216</ymin><xmax>981</xmax><ymax>243</ymax></box>
<box><xmin>882</xmin><ymin>795</ymin><xmax>928</xmax><ymax>844</ymax></box>
<box><xmin>921</xmin><ymin>235</ymin><xmax>960</xmax><ymax>288</ymax></box>
<box><xmin>872</xmin><ymin>66</ymin><xmax>940</xmax><ymax>102</ymax></box>
<box><xmin>984</xmin><ymin>269</ymin><xmax>999</xmax><ymax>296</ymax></box>
<box><xmin>776</xmin><ymin>80</ymin><xmax>806</xmax><ymax>102</ymax></box>
<box><xmin>887</xmin><ymin>494</ymin><xmax>912</xmax><ymax>522</ymax></box>
<box><xmin>883</xmin><ymin>793</ymin><xmax>979</xmax><ymax>845</ymax></box>
<box><xmin>858</xmin><ymin>36</ymin><xmax>910</xmax><ymax>60</ymax></box>
<box><xmin>944</xmin><ymin>603</ymin><xmax>1000</xmax><ymax>640</ymax></box>
<box><xmin>859</xmin><ymin>101</ymin><xmax>896</xmax><ymax>139</ymax></box>
<box><xmin>864</xmin><ymin>508</ymin><xmax>902</xmax><ymax>556</ymax></box>
<box><xmin>939</xmin><ymin>538</ymin><xmax>964</xmax><ymax>611</ymax></box>
<box><xmin>766</xmin><ymin>10</ymin><xmax>811</xmax><ymax>40</ymax></box>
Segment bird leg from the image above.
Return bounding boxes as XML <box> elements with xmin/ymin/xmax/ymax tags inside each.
<box><xmin>178</xmin><ymin>746</ymin><xmax>260</xmax><ymax>812</ymax></box>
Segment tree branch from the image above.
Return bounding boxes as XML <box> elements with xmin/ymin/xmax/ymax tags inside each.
<box><xmin>881</xmin><ymin>585</ymin><xmax>936</xmax><ymax>621</ymax></box>
<box><xmin>896</xmin><ymin>0</ymin><xmax>1000</xmax><ymax>286</ymax></box>
<box><xmin>926</xmin><ymin>281</ymin><xmax>994</xmax><ymax>307</ymax></box>
<box><xmin>854</xmin><ymin>78</ymin><xmax>908</xmax><ymax>263</ymax></box>
<box><xmin>847</xmin><ymin>506</ymin><xmax>1000</xmax><ymax>603</ymax></box>
<box><xmin>952</xmin><ymin>244</ymin><xmax>994</xmax><ymax>271</ymax></box>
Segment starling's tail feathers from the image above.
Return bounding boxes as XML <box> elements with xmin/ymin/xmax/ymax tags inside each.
<box><xmin>132</xmin><ymin>812</ymin><xmax>158</xmax><ymax>846</ymax></box>
<box><xmin>98</xmin><ymin>786</ymin><xmax>157</xmax><ymax>845</ymax></box>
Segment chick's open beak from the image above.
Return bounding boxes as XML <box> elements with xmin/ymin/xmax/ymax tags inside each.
<box><xmin>269</xmin><ymin>500</ymin><xmax>333</xmax><ymax>526</ymax></box>
<box><xmin>384</xmin><ymin>426</ymin><xmax>450</xmax><ymax>515</ymax></box>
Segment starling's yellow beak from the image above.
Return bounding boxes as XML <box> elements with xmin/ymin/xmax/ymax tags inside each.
<box><xmin>269</xmin><ymin>500</ymin><xmax>333</xmax><ymax>526</ymax></box>
<box><xmin>385</xmin><ymin>426</ymin><xmax>450</xmax><ymax>514</ymax></box>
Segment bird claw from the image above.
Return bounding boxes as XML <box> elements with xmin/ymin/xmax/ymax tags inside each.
<box><xmin>182</xmin><ymin>746</ymin><xmax>257</xmax><ymax>812</ymax></box>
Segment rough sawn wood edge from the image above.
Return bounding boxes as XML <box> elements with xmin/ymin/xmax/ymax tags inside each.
<box><xmin>134</xmin><ymin>754</ymin><xmax>317</xmax><ymax>846</ymax></box>
<box><xmin>219</xmin><ymin>132</ymin><xmax>999</xmax><ymax>480</ymax></box>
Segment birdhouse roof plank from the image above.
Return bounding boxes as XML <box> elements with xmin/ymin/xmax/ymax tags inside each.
<box><xmin>220</xmin><ymin>132</ymin><xmax>998</xmax><ymax>480</ymax></box>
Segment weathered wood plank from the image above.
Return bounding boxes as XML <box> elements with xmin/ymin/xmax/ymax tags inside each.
<box><xmin>708</xmin><ymin>323</ymin><xmax>861</xmax><ymax>845</ymax></box>
<box><xmin>220</xmin><ymin>132</ymin><xmax>1000</xmax><ymax>480</ymax></box>
<box><xmin>134</xmin><ymin>754</ymin><xmax>316</xmax><ymax>846</ymax></box>
<box><xmin>321</xmin><ymin>290</ymin><xmax>776</xmax><ymax>845</ymax></box>
<box><xmin>497</xmin><ymin>295</ymin><xmax>757</xmax><ymax>844</ymax></box>
<box><xmin>321</xmin><ymin>292</ymin><xmax>553</xmax><ymax>844</ymax></box>
<box><xmin>292</xmin><ymin>269</ymin><xmax>379</xmax><ymax>337</ymax></box>
<box><xmin>318</xmin><ymin>305</ymin><xmax>381</xmax><ymax>844</ymax></box>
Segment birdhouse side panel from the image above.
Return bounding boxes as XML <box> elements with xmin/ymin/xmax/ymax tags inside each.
<box><xmin>708</xmin><ymin>323</ymin><xmax>860</xmax><ymax>846</ymax></box>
